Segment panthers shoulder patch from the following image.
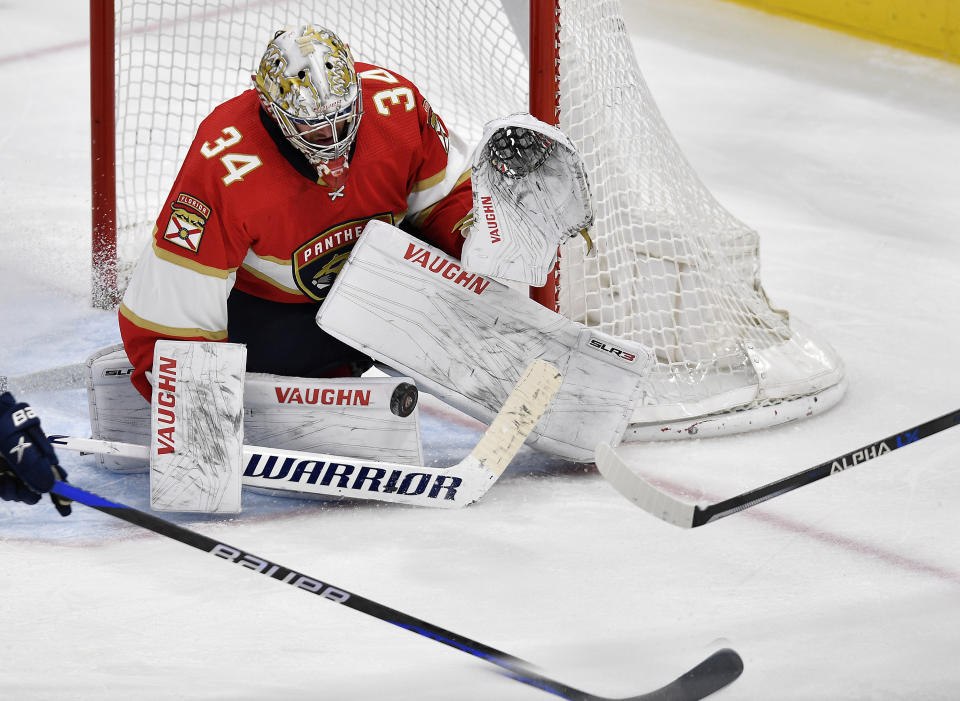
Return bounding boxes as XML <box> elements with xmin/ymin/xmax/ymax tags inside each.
<box><xmin>162</xmin><ymin>193</ymin><xmax>212</xmax><ymax>254</ymax></box>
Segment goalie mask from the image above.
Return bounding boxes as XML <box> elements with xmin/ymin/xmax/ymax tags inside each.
<box><xmin>254</xmin><ymin>25</ymin><xmax>362</xmax><ymax>167</ymax></box>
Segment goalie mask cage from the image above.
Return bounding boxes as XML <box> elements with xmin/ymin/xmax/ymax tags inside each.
<box><xmin>90</xmin><ymin>0</ymin><xmax>845</xmax><ymax>439</ymax></box>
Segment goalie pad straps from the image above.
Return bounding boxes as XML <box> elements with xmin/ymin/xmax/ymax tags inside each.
<box><xmin>150</xmin><ymin>340</ymin><xmax>246</xmax><ymax>513</ymax></box>
<box><xmin>315</xmin><ymin>220</ymin><xmax>652</xmax><ymax>463</ymax></box>
<box><xmin>461</xmin><ymin>113</ymin><xmax>594</xmax><ymax>286</ymax></box>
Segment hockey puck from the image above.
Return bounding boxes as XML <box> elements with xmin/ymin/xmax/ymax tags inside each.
<box><xmin>390</xmin><ymin>382</ymin><xmax>418</xmax><ymax>417</ymax></box>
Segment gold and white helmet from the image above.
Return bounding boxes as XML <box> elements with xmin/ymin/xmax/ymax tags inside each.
<box><xmin>254</xmin><ymin>25</ymin><xmax>362</xmax><ymax>164</ymax></box>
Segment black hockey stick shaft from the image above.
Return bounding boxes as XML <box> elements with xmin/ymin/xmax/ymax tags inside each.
<box><xmin>52</xmin><ymin>481</ymin><xmax>742</xmax><ymax>701</ymax></box>
<box><xmin>694</xmin><ymin>408</ymin><xmax>960</xmax><ymax>527</ymax></box>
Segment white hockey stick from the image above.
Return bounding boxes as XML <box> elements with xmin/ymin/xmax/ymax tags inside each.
<box><xmin>51</xmin><ymin>360</ymin><xmax>562</xmax><ymax>509</ymax></box>
<box><xmin>596</xmin><ymin>407</ymin><xmax>960</xmax><ymax>528</ymax></box>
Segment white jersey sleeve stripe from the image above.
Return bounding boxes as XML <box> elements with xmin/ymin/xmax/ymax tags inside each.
<box><xmin>118</xmin><ymin>303</ymin><xmax>229</xmax><ymax>340</ymax></box>
<box><xmin>121</xmin><ymin>243</ymin><xmax>233</xmax><ymax>336</ymax></box>
<box><xmin>240</xmin><ymin>249</ymin><xmax>301</xmax><ymax>295</ymax></box>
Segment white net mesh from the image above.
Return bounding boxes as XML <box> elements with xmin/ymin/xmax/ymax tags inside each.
<box><xmin>107</xmin><ymin>0</ymin><xmax>844</xmax><ymax>436</ymax></box>
<box><xmin>555</xmin><ymin>0</ymin><xmax>843</xmax><ymax>427</ymax></box>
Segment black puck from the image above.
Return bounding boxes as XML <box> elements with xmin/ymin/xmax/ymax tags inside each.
<box><xmin>390</xmin><ymin>382</ymin><xmax>418</xmax><ymax>417</ymax></box>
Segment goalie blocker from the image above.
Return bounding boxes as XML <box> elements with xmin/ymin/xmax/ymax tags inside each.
<box><xmin>315</xmin><ymin>220</ymin><xmax>653</xmax><ymax>462</ymax></box>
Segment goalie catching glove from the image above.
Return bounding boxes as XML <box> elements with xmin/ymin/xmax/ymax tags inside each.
<box><xmin>461</xmin><ymin>113</ymin><xmax>593</xmax><ymax>286</ymax></box>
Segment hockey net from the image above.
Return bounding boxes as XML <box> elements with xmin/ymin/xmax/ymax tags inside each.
<box><xmin>93</xmin><ymin>0</ymin><xmax>845</xmax><ymax>439</ymax></box>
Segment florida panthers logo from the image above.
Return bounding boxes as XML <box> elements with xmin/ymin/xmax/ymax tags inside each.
<box><xmin>292</xmin><ymin>213</ymin><xmax>394</xmax><ymax>302</ymax></box>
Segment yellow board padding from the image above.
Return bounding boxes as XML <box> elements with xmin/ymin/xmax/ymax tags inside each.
<box><xmin>719</xmin><ymin>0</ymin><xmax>960</xmax><ymax>63</ymax></box>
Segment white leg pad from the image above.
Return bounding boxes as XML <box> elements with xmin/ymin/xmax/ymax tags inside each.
<box><xmin>86</xmin><ymin>344</ymin><xmax>151</xmax><ymax>474</ymax></box>
<box><xmin>315</xmin><ymin>220</ymin><xmax>653</xmax><ymax>462</ymax></box>
<box><xmin>85</xmin><ymin>346</ymin><xmax>424</xmax><ymax>479</ymax></box>
<box><xmin>150</xmin><ymin>340</ymin><xmax>246</xmax><ymax>513</ymax></box>
<box><xmin>243</xmin><ymin>372</ymin><xmax>423</xmax><ymax>465</ymax></box>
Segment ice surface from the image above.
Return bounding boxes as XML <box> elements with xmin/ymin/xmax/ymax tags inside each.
<box><xmin>1</xmin><ymin>1</ymin><xmax>958</xmax><ymax>699</ymax></box>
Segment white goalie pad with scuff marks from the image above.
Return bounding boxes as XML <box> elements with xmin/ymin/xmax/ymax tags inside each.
<box><xmin>243</xmin><ymin>371</ymin><xmax>424</xmax><ymax>472</ymax></box>
<box><xmin>86</xmin><ymin>344</ymin><xmax>152</xmax><ymax>473</ymax></box>
<box><xmin>86</xmin><ymin>345</ymin><xmax>424</xmax><ymax>480</ymax></box>
<box><xmin>314</xmin><ymin>220</ymin><xmax>652</xmax><ymax>462</ymax></box>
<box><xmin>149</xmin><ymin>340</ymin><xmax>246</xmax><ymax>513</ymax></box>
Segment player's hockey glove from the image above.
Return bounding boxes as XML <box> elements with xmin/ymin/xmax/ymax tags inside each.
<box><xmin>0</xmin><ymin>392</ymin><xmax>71</xmax><ymax>516</ymax></box>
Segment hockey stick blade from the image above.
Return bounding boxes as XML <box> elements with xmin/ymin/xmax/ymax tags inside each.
<box><xmin>51</xmin><ymin>479</ymin><xmax>743</xmax><ymax>700</ymax></box>
<box><xmin>51</xmin><ymin>359</ymin><xmax>562</xmax><ymax>509</ymax></box>
<box><xmin>596</xmin><ymin>408</ymin><xmax>960</xmax><ymax>528</ymax></box>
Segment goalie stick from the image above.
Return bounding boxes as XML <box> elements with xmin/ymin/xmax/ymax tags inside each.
<box><xmin>596</xmin><ymin>408</ymin><xmax>960</xmax><ymax>529</ymax></box>
<box><xmin>51</xmin><ymin>360</ymin><xmax>563</xmax><ymax>509</ymax></box>
<box><xmin>46</xmin><ymin>478</ymin><xmax>743</xmax><ymax>700</ymax></box>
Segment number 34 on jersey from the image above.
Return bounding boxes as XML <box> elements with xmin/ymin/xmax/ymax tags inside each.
<box><xmin>200</xmin><ymin>126</ymin><xmax>263</xmax><ymax>186</ymax></box>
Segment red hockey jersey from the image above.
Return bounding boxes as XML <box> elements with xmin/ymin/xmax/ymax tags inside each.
<box><xmin>119</xmin><ymin>63</ymin><xmax>473</xmax><ymax>399</ymax></box>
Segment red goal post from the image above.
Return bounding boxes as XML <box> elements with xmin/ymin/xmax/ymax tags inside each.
<box><xmin>90</xmin><ymin>0</ymin><xmax>118</xmax><ymax>310</ymax></box>
<box><xmin>89</xmin><ymin>0</ymin><xmax>846</xmax><ymax>439</ymax></box>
